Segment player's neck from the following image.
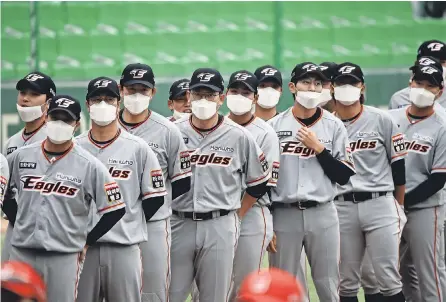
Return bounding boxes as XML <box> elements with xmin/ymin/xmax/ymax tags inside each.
<box><xmin>335</xmin><ymin>102</ymin><xmax>362</xmax><ymax>120</ymax></box>
<box><xmin>292</xmin><ymin>102</ymin><xmax>317</xmax><ymax>119</ymax></box>
<box><xmin>90</xmin><ymin>121</ymin><xmax>119</xmax><ymax>142</ymax></box>
<box><xmin>44</xmin><ymin>139</ymin><xmax>73</xmax><ymax>153</ymax></box>
<box><xmin>24</xmin><ymin>116</ymin><xmax>45</xmax><ymax>133</ymax></box>
<box><xmin>408</xmin><ymin>105</ymin><xmax>434</xmax><ymax>117</ymax></box>
<box><xmin>191</xmin><ymin>114</ymin><xmax>219</xmax><ymax>130</ymax></box>
<box><xmin>255</xmin><ymin>105</ymin><xmax>277</xmax><ymax>121</ymax></box>
<box><xmin>228</xmin><ymin>112</ymin><xmax>253</xmax><ymax>125</ymax></box>
<box><xmin>122</xmin><ymin>108</ymin><xmax>149</xmax><ymax>124</ymax></box>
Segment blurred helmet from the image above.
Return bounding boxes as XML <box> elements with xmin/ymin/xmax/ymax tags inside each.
<box><xmin>1</xmin><ymin>261</ymin><xmax>46</xmax><ymax>302</ymax></box>
<box><xmin>237</xmin><ymin>268</ymin><xmax>304</xmax><ymax>302</ymax></box>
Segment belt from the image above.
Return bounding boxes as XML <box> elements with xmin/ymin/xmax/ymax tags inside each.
<box><xmin>336</xmin><ymin>191</ymin><xmax>389</xmax><ymax>203</ymax></box>
<box><xmin>172</xmin><ymin>209</ymin><xmax>231</xmax><ymax>221</ymax></box>
<box><xmin>273</xmin><ymin>200</ymin><xmax>320</xmax><ymax>210</ymax></box>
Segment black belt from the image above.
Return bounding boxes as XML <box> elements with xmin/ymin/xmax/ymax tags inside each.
<box><xmin>273</xmin><ymin>200</ymin><xmax>320</xmax><ymax>210</ymax></box>
<box><xmin>172</xmin><ymin>209</ymin><xmax>230</xmax><ymax>221</ymax></box>
<box><xmin>336</xmin><ymin>191</ymin><xmax>388</xmax><ymax>203</ymax></box>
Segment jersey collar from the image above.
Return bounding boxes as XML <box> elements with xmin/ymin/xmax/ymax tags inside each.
<box><xmin>118</xmin><ymin>109</ymin><xmax>151</xmax><ymax>130</ymax></box>
<box><xmin>88</xmin><ymin>129</ymin><xmax>121</xmax><ymax>149</ymax></box>
<box><xmin>405</xmin><ymin>106</ymin><xmax>435</xmax><ymax>125</ymax></box>
<box><xmin>41</xmin><ymin>139</ymin><xmax>74</xmax><ymax>164</ymax></box>
<box><xmin>22</xmin><ymin>122</ymin><xmax>46</xmax><ymax>142</ymax></box>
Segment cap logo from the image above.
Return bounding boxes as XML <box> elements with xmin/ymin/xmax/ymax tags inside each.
<box><xmin>418</xmin><ymin>58</ymin><xmax>436</xmax><ymax>66</ymax></box>
<box><xmin>49</xmin><ymin>88</ymin><xmax>55</xmax><ymax>96</ymax></box>
<box><xmin>26</xmin><ymin>74</ymin><xmax>44</xmax><ymax>82</ymax></box>
<box><xmin>130</xmin><ymin>69</ymin><xmax>148</xmax><ymax>79</ymax></box>
<box><xmin>319</xmin><ymin>66</ymin><xmax>329</xmax><ymax>71</ymax></box>
<box><xmin>55</xmin><ymin>98</ymin><xmax>75</xmax><ymax>108</ymax></box>
<box><xmin>420</xmin><ymin>66</ymin><xmax>439</xmax><ymax>75</ymax></box>
<box><xmin>94</xmin><ymin>80</ymin><xmax>112</xmax><ymax>88</ymax></box>
<box><xmin>197</xmin><ymin>73</ymin><xmax>215</xmax><ymax>82</ymax></box>
<box><xmin>427</xmin><ymin>43</ymin><xmax>444</xmax><ymax>52</ymax></box>
<box><xmin>177</xmin><ymin>82</ymin><xmax>190</xmax><ymax>90</ymax></box>
<box><xmin>302</xmin><ymin>64</ymin><xmax>318</xmax><ymax>72</ymax></box>
<box><xmin>261</xmin><ymin>68</ymin><xmax>278</xmax><ymax>76</ymax></box>
<box><xmin>339</xmin><ymin>66</ymin><xmax>356</xmax><ymax>74</ymax></box>
<box><xmin>234</xmin><ymin>73</ymin><xmax>252</xmax><ymax>81</ymax></box>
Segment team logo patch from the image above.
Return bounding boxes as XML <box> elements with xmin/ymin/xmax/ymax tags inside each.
<box><xmin>259</xmin><ymin>153</ymin><xmax>269</xmax><ymax>173</ymax></box>
<box><xmin>104</xmin><ymin>182</ymin><xmax>122</xmax><ymax>203</ymax></box>
<box><xmin>210</xmin><ymin>145</ymin><xmax>234</xmax><ymax>153</ymax></box>
<box><xmin>6</xmin><ymin>147</ymin><xmax>17</xmax><ymax>155</ymax></box>
<box><xmin>150</xmin><ymin>169</ymin><xmax>164</xmax><ymax>189</ymax></box>
<box><xmin>19</xmin><ymin>162</ymin><xmax>36</xmax><ymax>169</ymax></box>
<box><xmin>349</xmin><ymin>139</ymin><xmax>378</xmax><ymax>152</ymax></box>
<box><xmin>0</xmin><ymin>176</ymin><xmax>7</xmax><ymax>203</ymax></box>
<box><xmin>270</xmin><ymin>161</ymin><xmax>280</xmax><ymax>184</ymax></box>
<box><xmin>405</xmin><ymin>140</ymin><xmax>431</xmax><ymax>154</ymax></box>
<box><xmin>180</xmin><ymin>151</ymin><xmax>191</xmax><ymax>170</ymax></box>
<box><xmin>21</xmin><ymin>175</ymin><xmax>79</xmax><ymax>197</ymax></box>
<box><xmin>190</xmin><ymin>152</ymin><xmax>232</xmax><ymax>166</ymax></box>
<box><xmin>392</xmin><ymin>134</ymin><xmax>405</xmax><ymax>153</ymax></box>
<box><xmin>280</xmin><ymin>141</ymin><xmax>316</xmax><ymax>158</ymax></box>
<box><xmin>109</xmin><ymin>167</ymin><xmax>132</xmax><ymax>180</ymax></box>
<box><xmin>276</xmin><ymin>131</ymin><xmax>292</xmax><ymax>138</ymax></box>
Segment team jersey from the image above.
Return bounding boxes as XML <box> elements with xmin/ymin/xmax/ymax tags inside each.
<box><xmin>0</xmin><ymin>154</ymin><xmax>9</xmax><ymax>205</ymax></box>
<box><xmin>336</xmin><ymin>105</ymin><xmax>406</xmax><ymax>195</ymax></box>
<box><xmin>2</xmin><ymin>123</ymin><xmax>47</xmax><ymax>156</ymax></box>
<box><xmin>6</xmin><ymin>140</ymin><xmax>125</xmax><ymax>252</ymax></box>
<box><xmin>243</xmin><ymin>117</ymin><xmax>280</xmax><ymax>206</ymax></box>
<box><xmin>173</xmin><ymin>116</ymin><xmax>270</xmax><ymax>212</ymax></box>
<box><xmin>389</xmin><ymin>87</ymin><xmax>446</xmax><ymax>109</ymax></box>
<box><xmin>75</xmin><ymin>130</ymin><xmax>167</xmax><ymax>245</ymax></box>
<box><xmin>118</xmin><ymin>110</ymin><xmax>192</xmax><ymax>221</ymax></box>
<box><xmin>268</xmin><ymin>107</ymin><xmax>355</xmax><ymax>204</ymax></box>
<box><xmin>389</xmin><ymin>107</ymin><xmax>446</xmax><ymax>209</ymax></box>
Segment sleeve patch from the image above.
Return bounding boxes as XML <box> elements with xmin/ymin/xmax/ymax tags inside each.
<box><xmin>346</xmin><ymin>146</ymin><xmax>354</xmax><ymax>167</ymax></box>
<box><xmin>271</xmin><ymin>162</ymin><xmax>280</xmax><ymax>182</ymax></box>
<box><xmin>392</xmin><ymin>134</ymin><xmax>405</xmax><ymax>153</ymax></box>
<box><xmin>151</xmin><ymin>169</ymin><xmax>165</xmax><ymax>189</ymax></box>
<box><xmin>0</xmin><ymin>176</ymin><xmax>7</xmax><ymax>203</ymax></box>
<box><xmin>180</xmin><ymin>151</ymin><xmax>191</xmax><ymax>170</ymax></box>
<box><xmin>259</xmin><ymin>153</ymin><xmax>269</xmax><ymax>173</ymax></box>
<box><xmin>104</xmin><ymin>182</ymin><xmax>122</xmax><ymax>203</ymax></box>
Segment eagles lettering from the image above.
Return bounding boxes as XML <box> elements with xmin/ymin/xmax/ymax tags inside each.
<box><xmin>281</xmin><ymin>141</ymin><xmax>316</xmax><ymax>158</ymax></box>
<box><xmin>405</xmin><ymin>141</ymin><xmax>431</xmax><ymax>154</ymax></box>
<box><xmin>349</xmin><ymin>139</ymin><xmax>378</xmax><ymax>152</ymax></box>
<box><xmin>21</xmin><ymin>175</ymin><xmax>79</xmax><ymax>197</ymax></box>
<box><xmin>109</xmin><ymin>167</ymin><xmax>132</xmax><ymax>180</ymax></box>
<box><xmin>190</xmin><ymin>153</ymin><xmax>232</xmax><ymax>166</ymax></box>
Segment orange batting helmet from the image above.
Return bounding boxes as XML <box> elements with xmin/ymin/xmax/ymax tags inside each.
<box><xmin>237</xmin><ymin>268</ymin><xmax>304</xmax><ymax>302</ymax></box>
<box><xmin>1</xmin><ymin>261</ymin><xmax>46</xmax><ymax>302</ymax></box>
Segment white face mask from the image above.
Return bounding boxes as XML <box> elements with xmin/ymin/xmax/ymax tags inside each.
<box><xmin>192</xmin><ymin>99</ymin><xmax>218</xmax><ymax>120</ymax></box>
<box><xmin>257</xmin><ymin>87</ymin><xmax>281</xmax><ymax>109</ymax></box>
<box><xmin>227</xmin><ymin>94</ymin><xmax>253</xmax><ymax>116</ymax></box>
<box><xmin>295</xmin><ymin>91</ymin><xmax>322</xmax><ymax>109</ymax></box>
<box><xmin>46</xmin><ymin>120</ymin><xmax>75</xmax><ymax>144</ymax></box>
<box><xmin>334</xmin><ymin>85</ymin><xmax>362</xmax><ymax>106</ymax></box>
<box><xmin>410</xmin><ymin>87</ymin><xmax>436</xmax><ymax>108</ymax></box>
<box><xmin>89</xmin><ymin>101</ymin><xmax>117</xmax><ymax>126</ymax></box>
<box><xmin>173</xmin><ymin>110</ymin><xmax>190</xmax><ymax>120</ymax></box>
<box><xmin>319</xmin><ymin>88</ymin><xmax>332</xmax><ymax>107</ymax></box>
<box><xmin>16</xmin><ymin>104</ymin><xmax>44</xmax><ymax>122</ymax></box>
<box><xmin>124</xmin><ymin>93</ymin><xmax>151</xmax><ymax>115</ymax></box>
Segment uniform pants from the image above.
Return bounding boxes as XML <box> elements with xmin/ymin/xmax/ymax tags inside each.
<box><xmin>77</xmin><ymin>243</ymin><xmax>142</xmax><ymax>302</ymax></box>
<box><xmin>140</xmin><ymin>218</ymin><xmax>171</xmax><ymax>302</ymax></box>
<box><xmin>1</xmin><ymin>222</ymin><xmax>13</xmax><ymax>262</ymax></box>
<box><xmin>298</xmin><ymin>249</ymin><xmax>310</xmax><ymax>302</ymax></box>
<box><xmin>169</xmin><ymin>211</ymin><xmax>239</xmax><ymax>302</ymax></box>
<box><xmin>9</xmin><ymin>245</ymin><xmax>83</xmax><ymax>302</ymax></box>
<box><xmin>269</xmin><ymin>202</ymin><xmax>340</xmax><ymax>302</ymax></box>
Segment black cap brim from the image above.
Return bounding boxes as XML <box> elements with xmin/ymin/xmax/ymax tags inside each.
<box><xmin>122</xmin><ymin>79</ymin><xmax>154</xmax><ymax>88</ymax></box>
<box><xmin>171</xmin><ymin>91</ymin><xmax>188</xmax><ymax>100</ymax></box>
<box><xmin>48</xmin><ymin>108</ymin><xmax>78</xmax><ymax>121</ymax></box>
<box><xmin>86</xmin><ymin>88</ymin><xmax>120</xmax><ymax>100</ymax></box>
<box><xmin>295</xmin><ymin>70</ymin><xmax>328</xmax><ymax>82</ymax></box>
<box><xmin>258</xmin><ymin>76</ymin><xmax>282</xmax><ymax>85</ymax></box>
<box><xmin>413</xmin><ymin>73</ymin><xmax>442</xmax><ymax>87</ymax></box>
<box><xmin>16</xmin><ymin>79</ymin><xmax>45</xmax><ymax>94</ymax></box>
<box><xmin>333</xmin><ymin>74</ymin><xmax>363</xmax><ymax>83</ymax></box>
<box><xmin>189</xmin><ymin>83</ymin><xmax>222</xmax><ymax>92</ymax></box>
<box><xmin>228</xmin><ymin>81</ymin><xmax>256</xmax><ymax>92</ymax></box>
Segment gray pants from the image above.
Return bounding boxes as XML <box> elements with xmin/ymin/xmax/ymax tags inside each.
<box><xmin>336</xmin><ymin>194</ymin><xmax>404</xmax><ymax>297</ymax></box>
<box><xmin>298</xmin><ymin>250</ymin><xmax>310</xmax><ymax>302</ymax></box>
<box><xmin>400</xmin><ymin>205</ymin><xmax>446</xmax><ymax>302</ymax></box>
<box><xmin>140</xmin><ymin>218</ymin><xmax>171</xmax><ymax>302</ymax></box>
<box><xmin>169</xmin><ymin>211</ymin><xmax>239</xmax><ymax>302</ymax></box>
<box><xmin>77</xmin><ymin>243</ymin><xmax>142</xmax><ymax>302</ymax></box>
<box><xmin>1</xmin><ymin>222</ymin><xmax>13</xmax><ymax>262</ymax></box>
<box><xmin>9</xmin><ymin>245</ymin><xmax>83</xmax><ymax>302</ymax></box>
<box><xmin>269</xmin><ymin>202</ymin><xmax>340</xmax><ymax>302</ymax></box>
<box><xmin>360</xmin><ymin>250</ymin><xmax>381</xmax><ymax>295</ymax></box>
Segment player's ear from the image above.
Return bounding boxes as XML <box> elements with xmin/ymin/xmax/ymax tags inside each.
<box><xmin>167</xmin><ymin>99</ymin><xmax>174</xmax><ymax>110</ymax></box>
<box><xmin>219</xmin><ymin>93</ymin><xmax>225</xmax><ymax>104</ymax></box>
<box><xmin>288</xmin><ymin>82</ymin><xmax>296</xmax><ymax>94</ymax></box>
<box><xmin>361</xmin><ymin>84</ymin><xmax>366</xmax><ymax>96</ymax></box>
<box><xmin>253</xmin><ymin>93</ymin><xmax>259</xmax><ymax>103</ymax></box>
<box><xmin>151</xmin><ymin>87</ymin><xmax>157</xmax><ymax>97</ymax></box>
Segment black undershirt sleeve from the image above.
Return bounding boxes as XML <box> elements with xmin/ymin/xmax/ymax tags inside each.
<box><xmin>171</xmin><ymin>176</ymin><xmax>191</xmax><ymax>200</ymax></box>
<box><xmin>86</xmin><ymin>208</ymin><xmax>125</xmax><ymax>246</ymax></box>
<box><xmin>391</xmin><ymin>159</ymin><xmax>406</xmax><ymax>186</ymax></box>
<box><xmin>246</xmin><ymin>180</ymin><xmax>269</xmax><ymax>199</ymax></box>
<box><xmin>404</xmin><ymin>173</ymin><xmax>446</xmax><ymax>208</ymax></box>
<box><xmin>2</xmin><ymin>198</ymin><xmax>17</xmax><ymax>226</ymax></box>
<box><xmin>316</xmin><ymin>149</ymin><xmax>355</xmax><ymax>185</ymax></box>
<box><xmin>142</xmin><ymin>196</ymin><xmax>165</xmax><ymax>221</ymax></box>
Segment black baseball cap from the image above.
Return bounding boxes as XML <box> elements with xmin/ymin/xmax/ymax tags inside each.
<box><xmin>86</xmin><ymin>76</ymin><xmax>120</xmax><ymax>100</ymax></box>
<box><xmin>254</xmin><ymin>65</ymin><xmax>282</xmax><ymax>86</ymax></box>
<box><xmin>169</xmin><ymin>79</ymin><xmax>190</xmax><ymax>99</ymax></box>
<box><xmin>16</xmin><ymin>71</ymin><xmax>56</xmax><ymax>99</ymax></box>
<box><xmin>319</xmin><ymin>62</ymin><xmax>338</xmax><ymax>81</ymax></box>
<box><xmin>412</xmin><ymin>65</ymin><xmax>444</xmax><ymax>88</ymax></box>
<box><xmin>48</xmin><ymin>95</ymin><xmax>82</xmax><ymax>121</ymax></box>
<box><xmin>189</xmin><ymin>68</ymin><xmax>224</xmax><ymax>92</ymax></box>
<box><xmin>410</xmin><ymin>56</ymin><xmax>442</xmax><ymax>72</ymax></box>
<box><xmin>120</xmin><ymin>63</ymin><xmax>155</xmax><ymax>88</ymax></box>
<box><xmin>228</xmin><ymin>70</ymin><xmax>259</xmax><ymax>93</ymax></box>
<box><xmin>333</xmin><ymin>62</ymin><xmax>365</xmax><ymax>83</ymax></box>
<box><xmin>417</xmin><ymin>40</ymin><xmax>446</xmax><ymax>61</ymax></box>
<box><xmin>290</xmin><ymin>62</ymin><xmax>328</xmax><ymax>83</ymax></box>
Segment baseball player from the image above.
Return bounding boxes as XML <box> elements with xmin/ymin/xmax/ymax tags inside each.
<box><xmin>268</xmin><ymin>62</ymin><xmax>355</xmax><ymax>302</ymax></box>
<box><xmin>332</xmin><ymin>63</ymin><xmax>406</xmax><ymax>302</ymax></box>
<box><xmin>1</xmin><ymin>95</ymin><xmax>125</xmax><ymax>302</ymax></box>
<box><xmin>118</xmin><ymin>63</ymin><xmax>192</xmax><ymax>301</ymax></box>
<box><xmin>1</xmin><ymin>154</ymin><xmax>9</xmax><ymax>206</ymax></box>
<box><xmin>167</xmin><ymin>78</ymin><xmax>191</xmax><ymax>122</ymax></box>
<box><xmin>319</xmin><ymin>62</ymin><xmax>338</xmax><ymax>112</ymax></box>
<box><xmin>225</xmin><ymin>70</ymin><xmax>280</xmax><ymax>301</ymax></box>
<box><xmin>75</xmin><ymin>77</ymin><xmax>167</xmax><ymax>302</ymax></box>
<box><xmin>390</xmin><ymin>64</ymin><xmax>446</xmax><ymax>301</ymax></box>
<box><xmin>254</xmin><ymin>65</ymin><xmax>283</xmax><ymax>121</ymax></box>
<box><xmin>389</xmin><ymin>39</ymin><xmax>446</xmax><ymax>109</ymax></box>
<box><xmin>169</xmin><ymin>67</ymin><xmax>270</xmax><ymax>302</ymax></box>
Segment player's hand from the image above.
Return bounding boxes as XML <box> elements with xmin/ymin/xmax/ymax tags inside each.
<box><xmin>296</xmin><ymin>127</ymin><xmax>325</xmax><ymax>154</ymax></box>
<box><xmin>80</xmin><ymin>245</ymin><xmax>88</xmax><ymax>262</ymax></box>
<box><xmin>267</xmin><ymin>232</ymin><xmax>277</xmax><ymax>253</ymax></box>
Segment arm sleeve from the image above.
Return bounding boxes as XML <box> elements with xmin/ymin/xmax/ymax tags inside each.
<box><xmin>404</xmin><ymin>173</ymin><xmax>446</xmax><ymax>208</ymax></box>
<box><xmin>391</xmin><ymin>159</ymin><xmax>406</xmax><ymax>186</ymax></box>
<box><xmin>431</xmin><ymin>129</ymin><xmax>446</xmax><ymax>175</ymax></box>
<box><xmin>260</xmin><ymin>127</ymin><xmax>281</xmax><ymax>187</ymax></box>
<box><xmin>140</xmin><ymin>144</ymin><xmax>168</xmax><ymax>199</ymax></box>
<box><xmin>243</xmin><ymin>130</ymin><xmax>270</xmax><ymax>193</ymax></box>
<box><xmin>168</xmin><ymin>126</ymin><xmax>192</xmax><ymax>183</ymax></box>
<box><xmin>142</xmin><ymin>196</ymin><xmax>164</xmax><ymax>221</ymax></box>
<box><xmin>86</xmin><ymin>208</ymin><xmax>125</xmax><ymax>245</ymax></box>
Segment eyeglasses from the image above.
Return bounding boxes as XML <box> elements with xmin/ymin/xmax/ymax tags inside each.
<box><xmin>190</xmin><ymin>91</ymin><xmax>219</xmax><ymax>101</ymax></box>
<box><xmin>88</xmin><ymin>96</ymin><xmax>117</xmax><ymax>105</ymax></box>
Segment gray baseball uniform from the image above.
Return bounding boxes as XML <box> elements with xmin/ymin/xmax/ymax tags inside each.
<box><xmin>389</xmin><ymin>86</ymin><xmax>446</xmax><ymax>109</ymax></box>
<box><xmin>119</xmin><ymin>110</ymin><xmax>192</xmax><ymax>302</ymax></box>
<box><xmin>229</xmin><ymin>117</ymin><xmax>280</xmax><ymax>301</ymax></box>
<box><xmin>1</xmin><ymin>123</ymin><xmax>47</xmax><ymax>262</ymax></box>
<box><xmin>0</xmin><ymin>154</ymin><xmax>9</xmax><ymax>206</ymax></box>
<box><xmin>5</xmin><ymin>140</ymin><xmax>125</xmax><ymax>302</ymax></box>
<box><xmin>169</xmin><ymin>116</ymin><xmax>269</xmax><ymax>302</ymax></box>
<box><xmin>75</xmin><ymin>129</ymin><xmax>167</xmax><ymax>302</ymax></box>
<box><xmin>390</xmin><ymin>107</ymin><xmax>446</xmax><ymax>301</ymax></box>
<box><xmin>268</xmin><ymin>107</ymin><xmax>355</xmax><ymax>302</ymax></box>
<box><xmin>335</xmin><ymin>105</ymin><xmax>406</xmax><ymax>298</ymax></box>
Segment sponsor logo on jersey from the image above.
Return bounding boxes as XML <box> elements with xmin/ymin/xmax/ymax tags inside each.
<box><xmin>413</xmin><ymin>133</ymin><xmax>434</xmax><ymax>144</ymax></box>
<box><xmin>55</xmin><ymin>173</ymin><xmax>82</xmax><ymax>184</ymax></box>
<box><xmin>392</xmin><ymin>134</ymin><xmax>405</xmax><ymax>153</ymax></box>
<box><xmin>104</xmin><ymin>182</ymin><xmax>122</xmax><ymax>202</ymax></box>
<box><xmin>6</xmin><ymin>147</ymin><xmax>17</xmax><ymax>155</ymax></box>
<box><xmin>190</xmin><ymin>152</ymin><xmax>232</xmax><ymax>166</ymax></box>
<box><xmin>19</xmin><ymin>162</ymin><xmax>36</xmax><ymax>169</ymax></box>
<box><xmin>21</xmin><ymin>175</ymin><xmax>79</xmax><ymax>197</ymax></box>
<box><xmin>147</xmin><ymin>142</ymin><xmax>159</xmax><ymax>149</ymax></box>
<box><xmin>210</xmin><ymin>145</ymin><xmax>234</xmax><ymax>153</ymax></box>
<box><xmin>318</xmin><ymin>138</ymin><xmax>332</xmax><ymax>144</ymax></box>
<box><xmin>405</xmin><ymin>140</ymin><xmax>431</xmax><ymax>154</ymax></box>
<box><xmin>150</xmin><ymin>169</ymin><xmax>165</xmax><ymax>189</ymax></box>
<box><xmin>277</xmin><ymin>131</ymin><xmax>292</xmax><ymax>138</ymax></box>
<box><xmin>108</xmin><ymin>167</ymin><xmax>132</xmax><ymax>180</ymax></box>
<box><xmin>108</xmin><ymin>158</ymin><xmax>134</xmax><ymax>166</ymax></box>
<box><xmin>280</xmin><ymin>141</ymin><xmax>316</xmax><ymax>158</ymax></box>
<box><xmin>0</xmin><ymin>176</ymin><xmax>7</xmax><ymax>203</ymax></box>
<box><xmin>180</xmin><ymin>151</ymin><xmax>191</xmax><ymax>170</ymax></box>
<box><xmin>349</xmin><ymin>139</ymin><xmax>378</xmax><ymax>152</ymax></box>
<box><xmin>356</xmin><ymin>131</ymin><xmax>379</xmax><ymax>138</ymax></box>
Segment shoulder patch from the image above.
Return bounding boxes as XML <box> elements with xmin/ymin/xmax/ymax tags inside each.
<box><xmin>150</xmin><ymin>169</ymin><xmax>165</xmax><ymax>189</ymax></box>
<box><xmin>0</xmin><ymin>176</ymin><xmax>7</xmax><ymax>203</ymax></box>
<box><xmin>6</xmin><ymin>147</ymin><xmax>17</xmax><ymax>155</ymax></box>
<box><xmin>259</xmin><ymin>153</ymin><xmax>269</xmax><ymax>173</ymax></box>
<box><xmin>392</xmin><ymin>134</ymin><xmax>405</xmax><ymax>153</ymax></box>
<box><xmin>104</xmin><ymin>182</ymin><xmax>122</xmax><ymax>203</ymax></box>
<box><xmin>180</xmin><ymin>151</ymin><xmax>191</xmax><ymax>170</ymax></box>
